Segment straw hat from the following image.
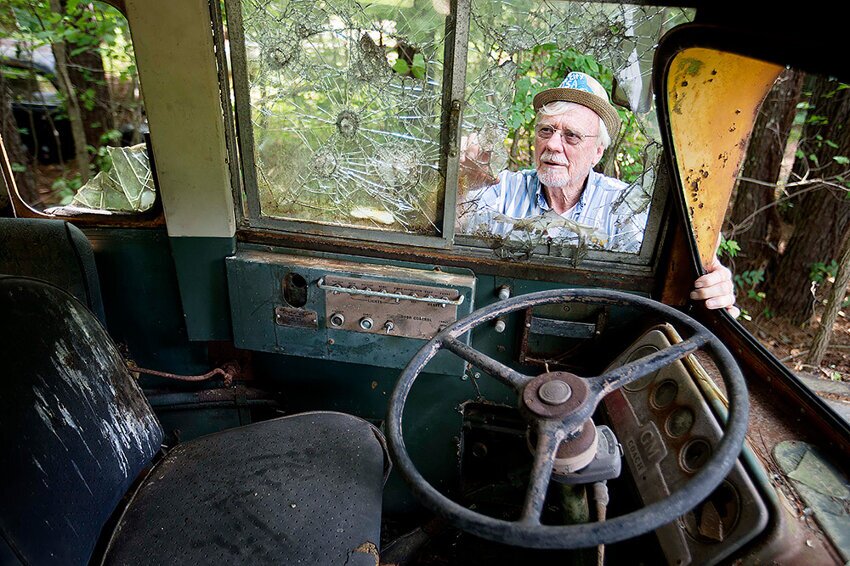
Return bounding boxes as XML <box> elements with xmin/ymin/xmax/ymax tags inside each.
<box><xmin>532</xmin><ymin>72</ymin><xmax>621</xmax><ymax>137</ymax></box>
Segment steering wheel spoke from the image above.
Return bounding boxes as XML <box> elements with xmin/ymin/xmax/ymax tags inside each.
<box><xmin>442</xmin><ymin>336</ymin><xmax>532</xmax><ymax>391</ymax></box>
<box><xmin>590</xmin><ymin>333</ymin><xmax>710</xmax><ymax>396</ymax></box>
<box><xmin>519</xmin><ymin>419</ymin><xmax>566</xmax><ymax>524</ymax></box>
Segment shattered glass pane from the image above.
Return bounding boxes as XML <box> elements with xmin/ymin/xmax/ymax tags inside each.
<box><xmin>240</xmin><ymin>0</ymin><xmax>449</xmax><ymax>234</ymax></box>
<box><xmin>44</xmin><ymin>144</ymin><xmax>155</xmax><ymax>215</ymax></box>
<box><xmin>456</xmin><ymin>1</ymin><xmax>693</xmax><ymax>258</ymax></box>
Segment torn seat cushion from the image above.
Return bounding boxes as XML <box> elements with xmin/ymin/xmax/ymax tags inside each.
<box><xmin>103</xmin><ymin>411</ymin><xmax>385</xmax><ymax>566</ymax></box>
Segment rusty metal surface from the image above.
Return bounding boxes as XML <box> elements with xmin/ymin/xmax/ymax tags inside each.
<box><xmin>323</xmin><ymin>275</ymin><xmax>459</xmax><ymax>340</ymax></box>
<box><xmin>522</xmin><ymin>373</ymin><xmax>589</xmax><ymax>421</ymax></box>
<box><xmin>237</xmin><ymin>232</ymin><xmax>658</xmax><ymax>292</ymax></box>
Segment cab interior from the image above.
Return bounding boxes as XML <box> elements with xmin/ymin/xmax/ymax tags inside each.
<box><xmin>1</xmin><ymin>1</ymin><xmax>848</xmax><ymax>565</ymax></box>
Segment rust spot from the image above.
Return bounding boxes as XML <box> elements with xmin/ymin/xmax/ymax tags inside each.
<box><xmin>681</xmin><ymin>80</ymin><xmax>689</xmax><ymax>87</ymax></box>
<box><xmin>729</xmin><ymin>125</ymin><xmax>737</xmax><ymax>132</ymax></box>
<box><xmin>711</xmin><ymin>69</ymin><xmax>717</xmax><ymax>75</ymax></box>
<box><xmin>735</xmin><ymin>109</ymin><xmax>742</xmax><ymax>115</ymax></box>
<box><xmin>698</xmin><ymin>203</ymin><xmax>704</xmax><ymax>209</ymax></box>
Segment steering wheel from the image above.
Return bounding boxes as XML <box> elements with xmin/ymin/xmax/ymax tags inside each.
<box><xmin>386</xmin><ymin>288</ymin><xmax>748</xmax><ymax>549</ymax></box>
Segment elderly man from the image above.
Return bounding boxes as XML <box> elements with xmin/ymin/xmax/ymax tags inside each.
<box><xmin>461</xmin><ymin>72</ymin><xmax>737</xmax><ymax>316</ymax></box>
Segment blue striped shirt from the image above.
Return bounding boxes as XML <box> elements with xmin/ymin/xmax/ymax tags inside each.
<box><xmin>459</xmin><ymin>169</ymin><xmax>648</xmax><ymax>253</ymax></box>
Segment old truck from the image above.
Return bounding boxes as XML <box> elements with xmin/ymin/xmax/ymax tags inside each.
<box><xmin>1</xmin><ymin>1</ymin><xmax>847</xmax><ymax>564</ymax></box>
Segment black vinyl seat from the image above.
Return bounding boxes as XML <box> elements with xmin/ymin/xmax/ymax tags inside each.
<box><xmin>0</xmin><ymin>276</ymin><xmax>387</xmax><ymax>566</ymax></box>
<box><xmin>0</xmin><ymin>218</ymin><xmax>106</xmax><ymax>323</ymax></box>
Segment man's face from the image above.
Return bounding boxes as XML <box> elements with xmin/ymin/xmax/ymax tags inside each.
<box><xmin>534</xmin><ymin>104</ymin><xmax>605</xmax><ymax>189</ymax></box>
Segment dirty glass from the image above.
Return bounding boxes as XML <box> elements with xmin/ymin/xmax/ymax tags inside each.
<box><xmin>456</xmin><ymin>2</ymin><xmax>693</xmax><ymax>258</ymax></box>
<box><xmin>238</xmin><ymin>0</ymin><xmax>449</xmax><ymax>234</ymax></box>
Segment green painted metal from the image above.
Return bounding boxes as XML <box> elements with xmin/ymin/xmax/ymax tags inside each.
<box><xmin>774</xmin><ymin>441</ymin><xmax>850</xmax><ymax>563</ymax></box>
<box><xmin>227</xmin><ymin>248</ymin><xmax>477</xmax><ymax>375</ymax></box>
<box><xmin>84</xmin><ymin>228</ymin><xmax>212</xmax><ymax>379</ymax></box>
<box><xmin>170</xmin><ymin>236</ymin><xmax>235</xmax><ymax>341</ymax></box>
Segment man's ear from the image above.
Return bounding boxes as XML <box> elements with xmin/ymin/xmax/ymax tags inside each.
<box><xmin>592</xmin><ymin>144</ymin><xmax>605</xmax><ymax>166</ymax></box>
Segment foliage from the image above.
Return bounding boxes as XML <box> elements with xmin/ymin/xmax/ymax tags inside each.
<box><xmin>717</xmin><ymin>235</ymin><xmax>740</xmax><ymax>259</ymax></box>
<box><xmin>50</xmin><ymin>174</ymin><xmax>82</xmax><ymax>205</ymax></box>
<box><xmin>734</xmin><ymin>269</ymin><xmax>766</xmax><ymax>302</ymax></box>
<box><xmin>4</xmin><ymin>0</ymin><xmax>142</xmax><ymax>205</ymax></box>
<box><xmin>810</xmin><ymin>260</ymin><xmax>839</xmax><ymax>284</ymax></box>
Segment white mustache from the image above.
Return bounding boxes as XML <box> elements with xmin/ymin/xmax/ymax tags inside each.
<box><xmin>540</xmin><ymin>151</ymin><xmax>568</xmax><ymax>166</ymax></box>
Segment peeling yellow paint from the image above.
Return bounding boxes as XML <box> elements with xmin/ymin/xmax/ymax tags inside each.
<box><xmin>668</xmin><ymin>48</ymin><xmax>782</xmax><ymax>266</ymax></box>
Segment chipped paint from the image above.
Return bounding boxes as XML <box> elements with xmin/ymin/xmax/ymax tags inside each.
<box><xmin>29</xmin><ymin>296</ymin><xmax>161</xmax><ymax>479</ymax></box>
<box><xmin>668</xmin><ymin>48</ymin><xmax>782</xmax><ymax>265</ymax></box>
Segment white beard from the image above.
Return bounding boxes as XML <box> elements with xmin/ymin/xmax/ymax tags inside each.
<box><xmin>537</xmin><ymin>167</ymin><xmax>571</xmax><ymax>188</ymax></box>
<box><xmin>537</xmin><ymin>150</ymin><xmax>571</xmax><ymax>188</ymax></box>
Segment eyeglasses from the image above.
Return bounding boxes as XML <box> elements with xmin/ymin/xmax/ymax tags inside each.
<box><xmin>535</xmin><ymin>125</ymin><xmax>597</xmax><ymax>146</ymax></box>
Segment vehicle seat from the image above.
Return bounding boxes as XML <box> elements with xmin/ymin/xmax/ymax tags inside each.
<box><xmin>0</xmin><ymin>218</ymin><xmax>106</xmax><ymax>323</ymax></box>
<box><xmin>0</xmin><ymin>276</ymin><xmax>387</xmax><ymax>566</ymax></box>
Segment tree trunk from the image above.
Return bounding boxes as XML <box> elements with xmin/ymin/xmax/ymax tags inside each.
<box><xmin>728</xmin><ymin>69</ymin><xmax>804</xmax><ymax>274</ymax></box>
<box><xmin>49</xmin><ymin>0</ymin><xmax>90</xmax><ymax>182</ymax></box>
<box><xmin>62</xmin><ymin>1</ymin><xmax>115</xmax><ymax>149</ymax></box>
<box><xmin>67</xmin><ymin>43</ymin><xmax>113</xmax><ymax>149</ymax></box>
<box><xmin>806</xmin><ymin>230</ymin><xmax>850</xmax><ymax>366</ymax></box>
<box><xmin>0</xmin><ymin>81</ymin><xmax>39</xmax><ymax>206</ymax></box>
<box><xmin>766</xmin><ymin>75</ymin><xmax>850</xmax><ymax>325</ymax></box>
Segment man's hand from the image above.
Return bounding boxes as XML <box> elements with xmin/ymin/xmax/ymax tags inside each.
<box><xmin>691</xmin><ymin>257</ymin><xmax>739</xmax><ymax>318</ymax></box>
<box><xmin>459</xmin><ymin>132</ymin><xmax>498</xmax><ymax>192</ymax></box>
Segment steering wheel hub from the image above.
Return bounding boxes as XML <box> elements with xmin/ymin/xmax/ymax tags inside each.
<box><xmin>538</xmin><ymin>380</ymin><xmax>572</xmax><ymax>405</ymax></box>
<box><xmin>522</xmin><ymin>372</ymin><xmax>589</xmax><ymax>419</ymax></box>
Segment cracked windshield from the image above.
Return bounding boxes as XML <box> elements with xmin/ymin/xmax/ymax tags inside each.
<box><xmin>239</xmin><ymin>0</ymin><xmax>691</xmax><ymax>245</ymax></box>
<box><xmin>239</xmin><ymin>0</ymin><xmax>448</xmax><ymax>234</ymax></box>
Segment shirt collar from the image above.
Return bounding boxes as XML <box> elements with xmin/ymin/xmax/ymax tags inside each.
<box><xmin>533</xmin><ymin>169</ymin><xmax>596</xmax><ymax>214</ymax></box>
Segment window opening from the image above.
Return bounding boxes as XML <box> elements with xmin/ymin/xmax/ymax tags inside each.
<box><xmin>0</xmin><ymin>1</ymin><xmax>150</xmax><ymax>215</ymax></box>
<box><xmin>455</xmin><ymin>2</ymin><xmax>693</xmax><ymax>260</ymax></box>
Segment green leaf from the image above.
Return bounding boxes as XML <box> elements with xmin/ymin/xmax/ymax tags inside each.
<box><xmin>11</xmin><ymin>163</ymin><xmax>27</xmax><ymax>173</ymax></box>
<box><xmin>392</xmin><ymin>59</ymin><xmax>409</xmax><ymax>75</ymax></box>
<box><xmin>832</xmin><ymin>155</ymin><xmax>850</xmax><ymax>165</ymax></box>
<box><xmin>826</xmin><ymin>139</ymin><xmax>840</xmax><ymax>149</ymax></box>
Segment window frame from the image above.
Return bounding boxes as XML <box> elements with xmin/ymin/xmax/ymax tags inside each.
<box><xmin>222</xmin><ymin>0</ymin><xmax>672</xmax><ymax>266</ymax></box>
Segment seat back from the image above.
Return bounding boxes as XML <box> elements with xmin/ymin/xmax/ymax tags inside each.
<box><xmin>0</xmin><ymin>218</ymin><xmax>106</xmax><ymax>323</ymax></box>
<box><xmin>0</xmin><ymin>276</ymin><xmax>163</xmax><ymax>565</ymax></box>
